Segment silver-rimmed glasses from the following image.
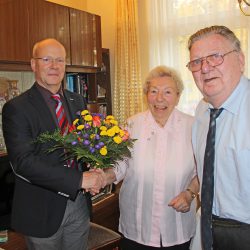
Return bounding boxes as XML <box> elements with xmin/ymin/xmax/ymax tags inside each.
<box><xmin>33</xmin><ymin>56</ymin><xmax>66</xmax><ymax>65</ymax></box>
<box><xmin>186</xmin><ymin>50</ymin><xmax>237</xmax><ymax>72</ymax></box>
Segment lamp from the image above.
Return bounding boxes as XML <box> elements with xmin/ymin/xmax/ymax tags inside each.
<box><xmin>238</xmin><ymin>0</ymin><xmax>250</xmax><ymax>16</ymax></box>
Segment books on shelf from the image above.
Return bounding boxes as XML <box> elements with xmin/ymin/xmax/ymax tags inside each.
<box><xmin>66</xmin><ymin>73</ymin><xmax>109</xmax><ymax>116</ymax></box>
<box><xmin>66</xmin><ymin>74</ymin><xmax>88</xmax><ymax>101</ymax></box>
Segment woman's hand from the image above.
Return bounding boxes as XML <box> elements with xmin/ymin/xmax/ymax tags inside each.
<box><xmin>168</xmin><ymin>190</ymin><xmax>194</xmax><ymax>213</ymax></box>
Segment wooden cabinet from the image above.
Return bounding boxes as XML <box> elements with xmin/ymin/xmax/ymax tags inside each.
<box><xmin>92</xmin><ymin>193</ymin><xmax>120</xmax><ymax>232</ymax></box>
<box><xmin>28</xmin><ymin>0</ymin><xmax>71</xmax><ymax>65</ymax></box>
<box><xmin>69</xmin><ymin>9</ymin><xmax>102</xmax><ymax>67</ymax></box>
<box><xmin>0</xmin><ymin>0</ymin><xmax>102</xmax><ymax>69</ymax></box>
<box><xmin>0</xmin><ymin>0</ymin><xmax>30</xmax><ymax>62</ymax></box>
<box><xmin>96</xmin><ymin>48</ymin><xmax>112</xmax><ymax>115</ymax></box>
<box><xmin>65</xmin><ymin>48</ymin><xmax>112</xmax><ymax>116</ymax></box>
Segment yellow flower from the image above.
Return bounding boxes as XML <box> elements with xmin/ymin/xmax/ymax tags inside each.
<box><xmin>107</xmin><ymin>128</ymin><xmax>116</xmax><ymax>137</ymax></box>
<box><xmin>73</xmin><ymin>118</ymin><xmax>79</xmax><ymax>125</ymax></box>
<box><xmin>106</xmin><ymin>115</ymin><xmax>115</xmax><ymax>120</ymax></box>
<box><xmin>119</xmin><ymin>130</ymin><xmax>125</xmax><ymax>137</ymax></box>
<box><xmin>90</xmin><ymin>134</ymin><xmax>96</xmax><ymax>139</ymax></box>
<box><xmin>113</xmin><ymin>136</ymin><xmax>122</xmax><ymax>144</ymax></box>
<box><xmin>110</xmin><ymin>119</ymin><xmax>118</xmax><ymax>125</ymax></box>
<box><xmin>100</xmin><ymin>126</ymin><xmax>107</xmax><ymax>131</ymax></box>
<box><xmin>84</xmin><ymin>114</ymin><xmax>93</xmax><ymax>121</ymax></box>
<box><xmin>81</xmin><ymin>110</ymin><xmax>89</xmax><ymax>116</ymax></box>
<box><xmin>112</xmin><ymin>125</ymin><xmax>120</xmax><ymax>133</ymax></box>
<box><xmin>100</xmin><ymin>130</ymin><xmax>108</xmax><ymax>136</ymax></box>
<box><xmin>77</xmin><ymin>125</ymin><xmax>84</xmax><ymax>130</ymax></box>
<box><xmin>100</xmin><ymin>146</ymin><xmax>108</xmax><ymax>156</ymax></box>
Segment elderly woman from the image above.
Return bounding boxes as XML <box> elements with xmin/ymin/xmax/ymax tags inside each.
<box><xmin>104</xmin><ymin>65</ymin><xmax>199</xmax><ymax>250</ymax></box>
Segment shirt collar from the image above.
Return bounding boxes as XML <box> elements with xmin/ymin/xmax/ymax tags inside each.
<box><xmin>221</xmin><ymin>75</ymin><xmax>248</xmax><ymax>115</ymax></box>
<box><xmin>201</xmin><ymin>75</ymin><xmax>247</xmax><ymax>116</ymax></box>
<box><xmin>35</xmin><ymin>82</ymin><xmax>64</xmax><ymax>102</ymax></box>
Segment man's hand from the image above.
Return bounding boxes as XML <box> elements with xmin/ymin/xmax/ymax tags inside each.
<box><xmin>81</xmin><ymin>169</ymin><xmax>106</xmax><ymax>194</ymax></box>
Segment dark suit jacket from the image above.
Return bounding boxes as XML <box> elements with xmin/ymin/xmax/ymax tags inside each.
<box><xmin>2</xmin><ymin>84</ymin><xmax>91</xmax><ymax>237</ymax></box>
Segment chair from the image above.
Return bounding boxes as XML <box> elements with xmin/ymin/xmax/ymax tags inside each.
<box><xmin>88</xmin><ymin>222</ymin><xmax>121</xmax><ymax>250</ymax></box>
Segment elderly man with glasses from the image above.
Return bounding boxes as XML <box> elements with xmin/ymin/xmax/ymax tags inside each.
<box><xmin>187</xmin><ymin>25</ymin><xmax>250</xmax><ymax>250</ymax></box>
<box><xmin>2</xmin><ymin>38</ymin><xmax>106</xmax><ymax>250</ymax></box>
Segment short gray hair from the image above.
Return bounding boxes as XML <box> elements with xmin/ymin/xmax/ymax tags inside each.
<box><xmin>188</xmin><ymin>25</ymin><xmax>241</xmax><ymax>51</ymax></box>
<box><xmin>143</xmin><ymin>65</ymin><xmax>184</xmax><ymax>95</ymax></box>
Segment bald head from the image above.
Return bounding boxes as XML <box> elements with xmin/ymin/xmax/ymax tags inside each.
<box><xmin>32</xmin><ymin>38</ymin><xmax>66</xmax><ymax>58</ymax></box>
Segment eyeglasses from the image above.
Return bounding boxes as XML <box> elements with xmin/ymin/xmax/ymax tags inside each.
<box><xmin>33</xmin><ymin>56</ymin><xmax>65</xmax><ymax>65</ymax></box>
<box><xmin>186</xmin><ymin>50</ymin><xmax>237</xmax><ymax>72</ymax></box>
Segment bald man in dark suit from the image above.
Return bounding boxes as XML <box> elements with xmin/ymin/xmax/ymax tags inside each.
<box><xmin>2</xmin><ymin>38</ymin><xmax>105</xmax><ymax>250</ymax></box>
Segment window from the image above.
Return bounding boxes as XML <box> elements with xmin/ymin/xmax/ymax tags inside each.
<box><xmin>146</xmin><ymin>0</ymin><xmax>250</xmax><ymax>114</ymax></box>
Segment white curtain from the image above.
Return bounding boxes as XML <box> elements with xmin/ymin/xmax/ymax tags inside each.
<box><xmin>144</xmin><ymin>0</ymin><xmax>250</xmax><ymax>114</ymax></box>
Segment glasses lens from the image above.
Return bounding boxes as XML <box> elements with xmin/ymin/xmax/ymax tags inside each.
<box><xmin>42</xmin><ymin>57</ymin><xmax>52</xmax><ymax>64</ymax></box>
<box><xmin>188</xmin><ymin>59</ymin><xmax>201</xmax><ymax>72</ymax></box>
<box><xmin>55</xmin><ymin>58</ymin><xmax>65</xmax><ymax>64</ymax></box>
<box><xmin>37</xmin><ymin>57</ymin><xmax>65</xmax><ymax>65</ymax></box>
<box><xmin>206</xmin><ymin>54</ymin><xmax>223</xmax><ymax>66</ymax></box>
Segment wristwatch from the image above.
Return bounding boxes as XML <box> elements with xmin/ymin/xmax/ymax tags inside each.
<box><xmin>186</xmin><ymin>188</ymin><xmax>196</xmax><ymax>199</ymax></box>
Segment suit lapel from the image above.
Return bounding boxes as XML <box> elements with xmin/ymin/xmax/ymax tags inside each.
<box><xmin>64</xmin><ymin>90</ymin><xmax>86</xmax><ymax>122</ymax></box>
<box><xmin>27</xmin><ymin>84</ymin><xmax>57</xmax><ymax>132</ymax></box>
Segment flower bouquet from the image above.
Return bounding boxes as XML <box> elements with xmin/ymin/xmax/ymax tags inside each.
<box><xmin>36</xmin><ymin>110</ymin><xmax>135</xmax><ymax>169</ymax></box>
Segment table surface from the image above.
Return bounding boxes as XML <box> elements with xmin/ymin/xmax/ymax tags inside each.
<box><xmin>0</xmin><ymin>231</ymin><xmax>27</xmax><ymax>250</ymax></box>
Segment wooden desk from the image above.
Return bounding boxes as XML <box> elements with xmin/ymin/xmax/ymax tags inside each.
<box><xmin>92</xmin><ymin>191</ymin><xmax>120</xmax><ymax>232</ymax></box>
<box><xmin>0</xmin><ymin>231</ymin><xmax>27</xmax><ymax>250</ymax></box>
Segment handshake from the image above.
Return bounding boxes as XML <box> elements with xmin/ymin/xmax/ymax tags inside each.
<box><xmin>81</xmin><ymin>168</ymin><xmax>115</xmax><ymax>195</ymax></box>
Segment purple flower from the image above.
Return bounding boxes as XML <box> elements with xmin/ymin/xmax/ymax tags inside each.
<box><xmin>98</xmin><ymin>142</ymin><xmax>105</xmax><ymax>147</ymax></box>
<box><xmin>83</xmin><ymin>133</ymin><xmax>89</xmax><ymax>139</ymax></box>
<box><xmin>95</xmin><ymin>134</ymin><xmax>100</xmax><ymax>140</ymax></box>
<box><xmin>71</xmin><ymin>141</ymin><xmax>78</xmax><ymax>145</ymax></box>
<box><xmin>83</xmin><ymin>140</ymin><xmax>90</xmax><ymax>145</ymax></box>
<box><xmin>85</xmin><ymin>124</ymin><xmax>91</xmax><ymax>129</ymax></box>
<box><xmin>95</xmin><ymin>144</ymin><xmax>101</xmax><ymax>149</ymax></box>
<box><xmin>89</xmin><ymin>147</ymin><xmax>95</xmax><ymax>153</ymax></box>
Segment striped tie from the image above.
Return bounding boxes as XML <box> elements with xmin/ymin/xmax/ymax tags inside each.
<box><xmin>51</xmin><ymin>94</ymin><xmax>69</xmax><ymax>135</ymax></box>
<box><xmin>52</xmin><ymin>94</ymin><xmax>75</xmax><ymax>168</ymax></box>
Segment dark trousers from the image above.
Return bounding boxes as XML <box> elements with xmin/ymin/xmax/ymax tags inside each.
<box><xmin>120</xmin><ymin>237</ymin><xmax>190</xmax><ymax>250</ymax></box>
<box><xmin>212</xmin><ymin>215</ymin><xmax>250</xmax><ymax>250</ymax></box>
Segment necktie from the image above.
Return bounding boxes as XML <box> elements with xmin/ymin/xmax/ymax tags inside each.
<box><xmin>201</xmin><ymin>108</ymin><xmax>223</xmax><ymax>250</ymax></box>
<box><xmin>52</xmin><ymin>94</ymin><xmax>75</xmax><ymax>168</ymax></box>
<box><xmin>51</xmin><ymin>94</ymin><xmax>69</xmax><ymax>135</ymax></box>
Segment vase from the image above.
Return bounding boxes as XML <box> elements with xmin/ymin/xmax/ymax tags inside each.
<box><xmin>7</xmin><ymin>80</ymin><xmax>20</xmax><ymax>100</ymax></box>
